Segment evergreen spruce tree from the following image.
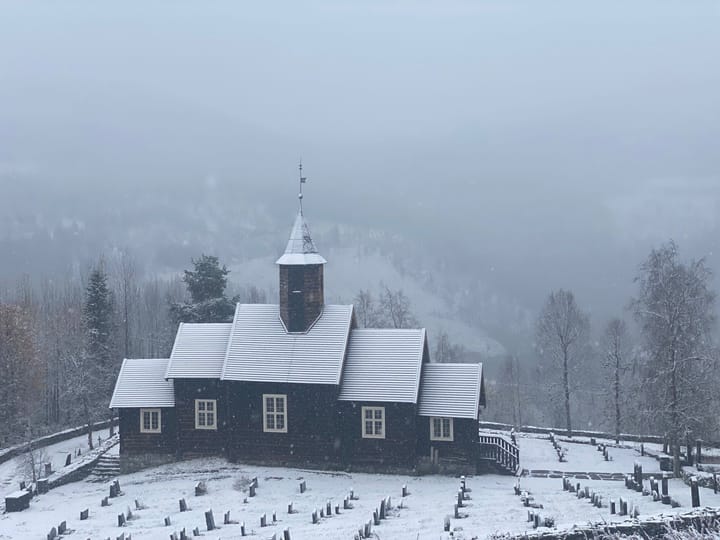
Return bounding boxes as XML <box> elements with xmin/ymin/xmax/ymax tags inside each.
<box><xmin>84</xmin><ymin>264</ymin><xmax>114</xmax><ymax>368</ymax></box>
<box><xmin>171</xmin><ymin>255</ymin><xmax>236</xmax><ymax>324</ymax></box>
<box><xmin>80</xmin><ymin>261</ymin><xmax>115</xmax><ymax>449</ymax></box>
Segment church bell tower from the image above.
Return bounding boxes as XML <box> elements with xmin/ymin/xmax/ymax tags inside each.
<box><xmin>276</xmin><ymin>164</ymin><xmax>326</xmax><ymax>333</ymax></box>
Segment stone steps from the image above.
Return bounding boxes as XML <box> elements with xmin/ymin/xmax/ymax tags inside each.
<box><xmin>87</xmin><ymin>455</ymin><xmax>120</xmax><ymax>482</ymax></box>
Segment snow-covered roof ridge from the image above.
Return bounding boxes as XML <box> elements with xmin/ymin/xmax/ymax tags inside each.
<box><xmin>221</xmin><ymin>303</ymin><xmax>353</xmax><ymax>385</ymax></box>
<box><xmin>338</xmin><ymin>327</ymin><xmax>427</xmax><ymax>403</ymax></box>
<box><xmin>417</xmin><ymin>362</ymin><xmax>484</xmax><ymax>419</ymax></box>
<box><xmin>165</xmin><ymin>322</ymin><xmax>233</xmax><ymax>379</ymax></box>
<box><xmin>110</xmin><ymin>358</ymin><xmax>175</xmax><ymax>408</ymax></box>
<box><xmin>275</xmin><ymin>210</ymin><xmax>327</xmax><ymax>266</ymax></box>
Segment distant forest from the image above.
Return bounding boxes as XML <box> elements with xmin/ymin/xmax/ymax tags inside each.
<box><xmin>1</xmin><ymin>241</ymin><xmax>719</xmax><ymax>473</ymax></box>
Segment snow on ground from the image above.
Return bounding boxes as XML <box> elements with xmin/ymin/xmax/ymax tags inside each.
<box><xmin>0</xmin><ymin>427</ymin><xmax>114</xmax><ymax>501</ymax></box>
<box><xmin>1</xmin><ymin>433</ymin><xmax>719</xmax><ymax>540</ymax></box>
<box><xmin>517</xmin><ymin>433</ymin><xmax>661</xmax><ymax>474</ymax></box>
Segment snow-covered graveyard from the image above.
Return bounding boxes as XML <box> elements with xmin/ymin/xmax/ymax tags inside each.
<box><xmin>2</xmin><ymin>430</ymin><xmax>720</xmax><ymax>540</ymax></box>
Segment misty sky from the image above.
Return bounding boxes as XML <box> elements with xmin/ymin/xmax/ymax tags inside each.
<box><xmin>1</xmin><ymin>0</ymin><xmax>719</xmax><ymax>319</ymax></box>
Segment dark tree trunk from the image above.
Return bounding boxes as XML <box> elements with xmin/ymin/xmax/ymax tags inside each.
<box><xmin>670</xmin><ymin>344</ymin><xmax>680</xmax><ymax>477</ymax></box>
<box><xmin>563</xmin><ymin>347</ymin><xmax>572</xmax><ymax>436</ymax></box>
<box><xmin>614</xmin><ymin>352</ymin><xmax>621</xmax><ymax>444</ymax></box>
<box><xmin>84</xmin><ymin>398</ymin><xmax>94</xmax><ymax>450</ymax></box>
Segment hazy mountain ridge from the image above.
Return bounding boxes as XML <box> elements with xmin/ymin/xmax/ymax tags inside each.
<box><xmin>0</xmin><ymin>188</ymin><xmax>524</xmax><ymax>358</ymax></box>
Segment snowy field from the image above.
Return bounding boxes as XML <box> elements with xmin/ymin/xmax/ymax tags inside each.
<box><xmin>1</xmin><ymin>431</ymin><xmax>719</xmax><ymax>540</ymax></box>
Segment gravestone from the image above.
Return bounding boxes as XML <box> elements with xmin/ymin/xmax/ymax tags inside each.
<box><xmin>5</xmin><ymin>490</ymin><xmax>31</xmax><ymax>512</ymax></box>
<box><xmin>696</xmin><ymin>440</ymin><xmax>703</xmax><ymax>464</ymax></box>
<box><xmin>205</xmin><ymin>509</ymin><xmax>216</xmax><ymax>531</ymax></box>
<box><xmin>690</xmin><ymin>477</ymin><xmax>700</xmax><ymax>508</ymax></box>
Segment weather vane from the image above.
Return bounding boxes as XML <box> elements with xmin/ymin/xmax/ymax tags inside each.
<box><xmin>298</xmin><ymin>160</ymin><xmax>307</xmax><ymax>214</ymax></box>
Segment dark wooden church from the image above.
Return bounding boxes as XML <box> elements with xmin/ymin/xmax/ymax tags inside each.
<box><xmin>111</xmin><ymin>203</ymin><xmax>517</xmax><ymax>475</ymax></box>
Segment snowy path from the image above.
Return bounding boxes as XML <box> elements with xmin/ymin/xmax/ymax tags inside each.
<box><xmin>0</xmin><ymin>427</ymin><xmax>114</xmax><ymax>500</ymax></box>
<box><xmin>517</xmin><ymin>432</ymin><xmax>662</xmax><ymax>476</ymax></box>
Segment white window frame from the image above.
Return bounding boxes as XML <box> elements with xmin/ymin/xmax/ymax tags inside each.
<box><xmin>361</xmin><ymin>406</ymin><xmax>385</xmax><ymax>439</ymax></box>
<box><xmin>263</xmin><ymin>394</ymin><xmax>288</xmax><ymax>433</ymax></box>
<box><xmin>140</xmin><ymin>408</ymin><xmax>162</xmax><ymax>434</ymax></box>
<box><xmin>195</xmin><ymin>399</ymin><xmax>217</xmax><ymax>430</ymax></box>
<box><xmin>430</xmin><ymin>417</ymin><xmax>454</xmax><ymax>441</ymax></box>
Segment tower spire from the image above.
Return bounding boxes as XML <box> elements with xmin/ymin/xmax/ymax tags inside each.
<box><xmin>278</xmin><ymin>162</ymin><xmax>326</xmax><ymax>333</ymax></box>
<box><xmin>298</xmin><ymin>160</ymin><xmax>307</xmax><ymax>214</ymax></box>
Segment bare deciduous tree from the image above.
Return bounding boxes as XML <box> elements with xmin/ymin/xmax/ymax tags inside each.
<box><xmin>536</xmin><ymin>289</ymin><xmax>589</xmax><ymax>436</ymax></box>
<box><xmin>379</xmin><ymin>285</ymin><xmax>418</xmax><ymax>329</ymax></box>
<box><xmin>112</xmin><ymin>248</ymin><xmax>139</xmax><ymax>359</ymax></box>
<box><xmin>434</xmin><ymin>331</ymin><xmax>465</xmax><ymax>363</ymax></box>
<box><xmin>631</xmin><ymin>241</ymin><xmax>717</xmax><ymax>476</ymax></box>
<box><xmin>0</xmin><ymin>303</ymin><xmax>42</xmax><ymax>446</ymax></box>
<box><xmin>494</xmin><ymin>354</ymin><xmax>523</xmax><ymax>427</ymax></box>
<box><xmin>353</xmin><ymin>289</ymin><xmax>378</xmax><ymax>328</ymax></box>
<box><xmin>602</xmin><ymin>318</ymin><xmax>629</xmax><ymax>444</ymax></box>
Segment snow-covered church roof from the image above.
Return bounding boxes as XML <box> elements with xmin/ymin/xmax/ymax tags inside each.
<box><xmin>338</xmin><ymin>329</ymin><xmax>427</xmax><ymax>403</ymax></box>
<box><xmin>110</xmin><ymin>358</ymin><xmax>175</xmax><ymax>408</ymax></box>
<box><xmin>222</xmin><ymin>303</ymin><xmax>353</xmax><ymax>385</ymax></box>
<box><xmin>417</xmin><ymin>363</ymin><xmax>485</xmax><ymax>419</ymax></box>
<box><xmin>165</xmin><ymin>323</ymin><xmax>232</xmax><ymax>379</ymax></box>
<box><xmin>275</xmin><ymin>210</ymin><xmax>327</xmax><ymax>266</ymax></box>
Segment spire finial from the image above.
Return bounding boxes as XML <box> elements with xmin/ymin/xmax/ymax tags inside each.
<box><xmin>298</xmin><ymin>160</ymin><xmax>307</xmax><ymax>214</ymax></box>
